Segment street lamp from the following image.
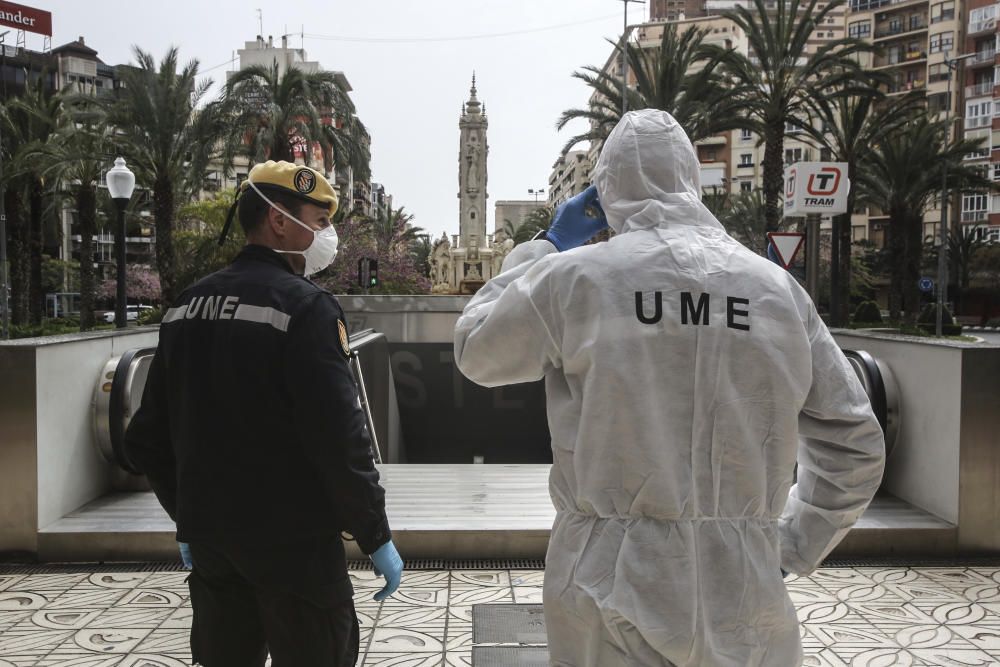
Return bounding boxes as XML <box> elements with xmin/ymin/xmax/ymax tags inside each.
<box><xmin>106</xmin><ymin>157</ymin><xmax>135</xmax><ymax>329</ymax></box>
<box><xmin>528</xmin><ymin>188</ymin><xmax>545</xmax><ymax>203</ymax></box>
<box><xmin>618</xmin><ymin>0</ymin><xmax>645</xmax><ymax>116</ymax></box>
<box><xmin>937</xmin><ymin>51</ymin><xmax>974</xmax><ymax>336</ymax></box>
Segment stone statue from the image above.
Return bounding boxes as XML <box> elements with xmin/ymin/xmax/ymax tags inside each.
<box><xmin>467</xmin><ymin>143</ymin><xmax>480</xmax><ymax>190</ymax></box>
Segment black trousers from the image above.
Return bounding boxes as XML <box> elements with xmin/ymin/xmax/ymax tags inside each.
<box><xmin>187</xmin><ymin>539</ymin><xmax>359</xmax><ymax>667</ymax></box>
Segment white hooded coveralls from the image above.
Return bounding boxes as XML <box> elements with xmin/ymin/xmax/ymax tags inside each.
<box><xmin>454</xmin><ymin>110</ymin><xmax>885</xmax><ymax>667</ymax></box>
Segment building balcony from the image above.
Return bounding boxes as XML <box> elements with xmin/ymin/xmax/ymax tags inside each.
<box><xmin>873</xmin><ymin>51</ymin><xmax>926</xmax><ymax>68</ymax></box>
<box><xmin>966</xmin><ymin>116</ymin><xmax>993</xmax><ymax>130</ymax></box>
<box><xmin>968</xmin><ymin>18</ymin><xmax>997</xmax><ymax>35</ymax></box>
<box><xmin>966</xmin><ymin>82</ymin><xmax>995</xmax><ymax>98</ymax></box>
<box><xmin>888</xmin><ymin>79</ymin><xmax>926</xmax><ymax>94</ymax></box>
<box><xmin>961</xmin><ymin>209</ymin><xmax>989</xmax><ymax>223</ymax></box>
<box><xmin>969</xmin><ymin>49</ymin><xmax>997</xmax><ymax>67</ymax></box>
<box><xmin>874</xmin><ymin>23</ymin><xmax>927</xmax><ymax>40</ymax></box>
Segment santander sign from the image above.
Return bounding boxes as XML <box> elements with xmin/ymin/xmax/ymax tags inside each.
<box><xmin>0</xmin><ymin>1</ymin><xmax>52</xmax><ymax>37</ymax></box>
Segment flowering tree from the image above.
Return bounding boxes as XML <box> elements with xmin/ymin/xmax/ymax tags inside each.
<box><xmin>98</xmin><ymin>265</ymin><xmax>161</xmax><ymax>304</ymax></box>
<box><xmin>316</xmin><ymin>208</ymin><xmax>430</xmax><ymax>295</ymax></box>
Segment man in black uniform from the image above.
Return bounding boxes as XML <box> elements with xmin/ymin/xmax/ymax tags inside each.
<box><xmin>125</xmin><ymin>161</ymin><xmax>402</xmax><ymax>667</ymax></box>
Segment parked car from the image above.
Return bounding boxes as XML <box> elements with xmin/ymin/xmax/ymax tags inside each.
<box><xmin>102</xmin><ymin>305</ymin><xmax>154</xmax><ymax>323</ymax></box>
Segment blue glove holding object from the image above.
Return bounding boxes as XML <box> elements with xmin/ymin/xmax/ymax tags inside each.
<box><xmin>544</xmin><ymin>184</ymin><xmax>609</xmax><ymax>252</ymax></box>
<box><xmin>371</xmin><ymin>540</ymin><xmax>403</xmax><ymax>601</ymax></box>
<box><xmin>178</xmin><ymin>542</ymin><xmax>193</xmax><ymax>570</ymax></box>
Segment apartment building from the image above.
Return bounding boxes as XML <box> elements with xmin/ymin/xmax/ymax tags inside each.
<box><xmin>210</xmin><ymin>35</ymin><xmax>365</xmax><ymax>208</ymax></box>
<box><xmin>547</xmin><ymin>151</ymin><xmax>593</xmax><ymax>207</ymax></box>
<box><xmin>961</xmin><ymin>0</ymin><xmax>1000</xmax><ymax>239</ymax></box>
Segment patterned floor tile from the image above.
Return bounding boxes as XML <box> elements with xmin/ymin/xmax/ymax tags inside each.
<box><xmin>509</xmin><ymin>571</ymin><xmax>544</xmax><ymax>587</ymax></box>
<box><xmin>132</xmin><ymin>629</ymin><xmax>189</xmax><ymax>653</ymax></box>
<box><xmin>0</xmin><ymin>575</ymin><xmax>26</xmax><ymax>593</ymax></box>
<box><xmin>450</xmin><ymin>570</ymin><xmax>509</xmax><ymax>588</ymax></box>
<box><xmin>444</xmin><ymin>650</ymin><xmax>472</xmax><ymax>666</ymax></box>
<box><xmin>4</xmin><ymin>564</ymin><xmax>1000</xmax><ymax>664</ymax></box>
<box><xmin>0</xmin><ymin>591</ymin><xmax>51</xmax><ymax>610</ymax></box>
<box><xmin>366</xmin><ymin>626</ymin><xmax>444</xmax><ymax>653</ymax></box>
<box><xmin>447</xmin><ymin>586</ymin><xmax>512</xmax><ymax>606</ymax></box>
<box><xmin>360</xmin><ymin>654</ymin><xmax>443</xmax><ymax>666</ymax></box>
<box><xmin>512</xmin><ymin>586</ymin><xmax>543</xmax><ymax>604</ymax></box>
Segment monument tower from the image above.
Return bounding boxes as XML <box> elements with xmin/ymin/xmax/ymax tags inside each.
<box><xmin>429</xmin><ymin>75</ymin><xmax>512</xmax><ymax>294</ymax></box>
<box><xmin>458</xmin><ymin>73</ymin><xmax>488</xmax><ymax>251</ymax></box>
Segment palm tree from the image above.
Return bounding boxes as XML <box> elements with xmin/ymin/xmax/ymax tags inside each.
<box><xmin>558</xmin><ymin>24</ymin><xmax>752</xmax><ymax>153</ymax></box>
<box><xmin>323</xmin><ymin>113</ymin><xmax>372</xmax><ymax>184</ymax></box>
<box><xmin>713</xmin><ymin>189</ymin><xmax>782</xmax><ymax>256</ymax></box>
<box><xmin>500</xmin><ymin>207</ymin><xmax>553</xmax><ymax>246</ymax></box>
<box><xmin>31</xmin><ymin>95</ymin><xmax>114</xmax><ymax>330</ymax></box>
<box><xmin>108</xmin><ymin>47</ymin><xmax>224</xmax><ymax>306</ymax></box>
<box><xmin>856</xmin><ymin>117</ymin><xmax>993</xmax><ymax>323</ymax></box>
<box><xmin>2</xmin><ymin>77</ymin><xmax>62</xmax><ymax>324</ymax></box>
<box><xmin>707</xmin><ymin>0</ymin><xmax>873</xmax><ymax>232</ymax></box>
<box><xmin>370</xmin><ymin>206</ymin><xmax>422</xmax><ymax>257</ymax></box>
<box><xmin>796</xmin><ymin>91</ymin><xmax>920</xmax><ymax>325</ymax></box>
<box><xmin>409</xmin><ymin>234</ymin><xmax>432</xmax><ymax>279</ymax></box>
<box><xmin>224</xmin><ymin>62</ymin><xmax>356</xmax><ymax>166</ymax></box>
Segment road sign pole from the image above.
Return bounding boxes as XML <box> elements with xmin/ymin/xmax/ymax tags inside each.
<box><xmin>806</xmin><ymin>214</ymin><xmax>821</xmax><ymax>304</ymax></box>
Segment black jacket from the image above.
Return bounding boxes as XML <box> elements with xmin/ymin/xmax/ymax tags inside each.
<box><xmin>125</xmin><ymin>245</ymin><xmax>391</xmax><ymax>557</ymax></box>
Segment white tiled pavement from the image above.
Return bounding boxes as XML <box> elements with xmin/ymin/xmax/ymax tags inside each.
<box><xmin>1</xmin><ymin>566</ymin><xmax>999</xmax><ymax>666</ymax></box>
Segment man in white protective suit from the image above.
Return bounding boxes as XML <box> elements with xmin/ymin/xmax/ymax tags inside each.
<box><xmin>453</xmin><ymin>109</ymin><xmax>885</xmax><ymax>667</ymax></box>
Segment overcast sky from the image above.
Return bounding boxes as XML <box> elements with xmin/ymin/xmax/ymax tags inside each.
<box><xmin>32</xmin><ymin>1</ymin><xmax>641</xmax><ymax>240</ymax></box>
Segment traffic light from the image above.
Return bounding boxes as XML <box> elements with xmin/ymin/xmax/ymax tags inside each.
<box><xmin>358</xmin><ymin>258</ymin><xmax>379</xmax><ymax>289</ymax></box>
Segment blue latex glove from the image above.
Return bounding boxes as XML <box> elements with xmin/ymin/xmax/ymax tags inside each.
<box><xmin>178</xmin><ymin>542</ymin><xmax>193</xmax><ymax>570</ymax></box>
<box><xmin>544</xmin><ymin>185</ymin><xmax>609</xmax><ymax>252</ymax></box>
<box><xmin>781</xmin><ymin>568</ymin><xmax>789</xmax><ymax>579</ymax></box>
<box><xmin>370</xmin><ymin>540</ymin><xmax>403</xmax><ymax>601</ymax></box>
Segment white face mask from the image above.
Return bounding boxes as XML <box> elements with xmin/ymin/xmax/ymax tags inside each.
<box><xmin>247</xmin><ymin>179</ymin><xmax>339</xmax><ymax>277</ymax></box>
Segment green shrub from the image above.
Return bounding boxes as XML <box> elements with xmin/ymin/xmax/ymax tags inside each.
<box><xmin>138</xmin><ymin>307</ymin><xmax>164</xmax><ymax>326</ymax></box>
<box><xmin>918</xmin><ymin>303</ymin><xmax>955</xmax><ymax>325</ymax></box>
<box><xmin>987</xmin><ymin>317</ymin><xmax>1000</xmax><ymax>328</ymax></box>
<box><xmin>853</xmin><ymin>301</ymin><xmax>883</xmax><ymax>324</ymax></box>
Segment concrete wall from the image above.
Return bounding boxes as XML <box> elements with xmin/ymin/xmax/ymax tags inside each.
<box><xmin>833</xmin><ymin>331</ymin><xmax>964</xmax><ymax>524</ymax></box>
<box><xmin>834</xmin><ymin>330</ymin><xmax>1000</xmax><ymax>552</ymax></box>
<box><xmin>0</xmin><ymin>328</ymin><xmax>160</xmax><ymax>555</ymax></box>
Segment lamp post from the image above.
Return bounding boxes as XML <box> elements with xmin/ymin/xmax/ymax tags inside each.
<box><xmin>937</xmin><ymin>51</ymin><xmax>974</xmax><ymax>336</ymax></box>
<box><xmin>528</xmin><ymin>188</ymin><xmax>545</xmax><ymax>203</ymax></box>
<box><xmin>618</xmin><ymin>0</ymin><xmax>645</xmax><ymax>116</ymax></box>
<box><xmin>106</xmin><ymin>157</ymin><xmax>135</xmax><ymax>329</ymax></box>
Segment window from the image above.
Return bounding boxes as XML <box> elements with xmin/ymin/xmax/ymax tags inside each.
<box><xmin>928</xmin><ymin>92</ymin><xmax>951</xmax><ymax>113</ymax></box>
<box><xmin>888</xmin><ymin>18</ymin><xmax>902</xmax><ymax>34</ymax></box>
<box><xmin>966</xmin><ymin>100</ymin><xmax>992</xmax><ymax>127</ymax></box>
<box><xmin>929</xmin><ymin>31</ymin><xmax>953</xmax><ymax>53</ymax></box>
<box><xmin>740</xmin><ymin>128</ymin><xmax>753</xmax><ymax>141</ymax></box>
<box><xmin>929</xmin><ymin>63</ymin><xmax>949</xmax><ymax>82</ymax></box>
<box><xmin>785</xmin><ymin>121</ymin><xmax>803</xmax><ymax>134</ymax></box>
<box><xmin>931</xmin><ymin>1</ymin><xmax>954</xmax><ymax>24</ymax></box>
<box><xmin>962</xmin><ymin>193</ymin><xmax>989</xmax><ymax>222</ymax></box>
<box><xmin>784</xmin><ymin>148</ymin><xmax>803</xmax><ymax>165</ymax></box>
<box><xmin>970</xmin><ymin>5</ymin><xmax>999</xmax><ymax>29</ymax></box>
<box><xmin>740</xmin><ymin>181</ymin><xmax>753</xmax><ymax>193</ymax></box>
<box><xmin>848</xmin><ymin>21</ymin><xmax>871</xmax><ymax>38</ymax></box>
<box><xmin>739</xmin><ymin>153</ymin><xmax>753</xmax><ymax>167</ymax></box>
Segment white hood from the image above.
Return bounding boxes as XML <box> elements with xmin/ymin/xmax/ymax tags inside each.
<box><xmin>593</xmin><ymin>109</ymin><xmax>724</xmax><ymax>235</ymax></box>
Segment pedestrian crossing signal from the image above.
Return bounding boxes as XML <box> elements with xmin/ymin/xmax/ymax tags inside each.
<box><xmin>358</xmin><ymin>258</ymin><xmax>379</xmax><ymax>289</ymax></box>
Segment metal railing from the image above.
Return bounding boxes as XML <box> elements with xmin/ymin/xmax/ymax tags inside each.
<box><xmin>970</xmin><ymin>49</ymin><xmax>997</xmax><ymax>65</ymax></box>
<box><xmin>969</xmin><ymin>18</ymin><xmax>997</xmax><ymax>34</ymax></box>
<box><xmin>875</xmin><ymin>22</ymin><xmax>927</xmax><ymax>38</ymax></box>
<box><xmin>961</xmin><ymin>210</ymin><xmax>989</xmax><ymax>223</ymax></box>
<box><xmin>966</xmin><ymin>82</ymin><xmax>995</xmax><ymax>98</ymax></box>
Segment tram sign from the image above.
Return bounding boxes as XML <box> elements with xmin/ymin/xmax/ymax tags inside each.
<box><xmin>0</xmin><ymin>1</ymin><xmax>51</xmax><ymax>37</ymax></box>
<box><xmin>784</xmin><ymin>162</ymin><xmax>850</xmax><ymax>217</ymax></box>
